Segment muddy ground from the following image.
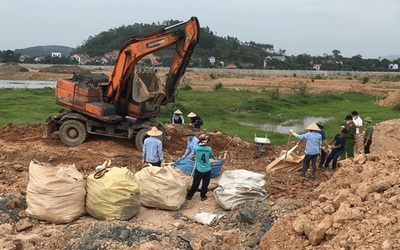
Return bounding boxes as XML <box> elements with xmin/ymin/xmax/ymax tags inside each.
<box><xmin>1</xmin><ymin>64</ymin><xmax>400</xmax><ymax>249</ymax></box>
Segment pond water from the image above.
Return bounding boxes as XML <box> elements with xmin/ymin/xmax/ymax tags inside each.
<box><xmin>0</xmin><ymin>80</ymin><xmax>56</xmax><ymax>89</ymax></box>
<box><xmin>241</xmin><ymin>116</ymin><xmax>333</xmax><ymax>134</ymax></box>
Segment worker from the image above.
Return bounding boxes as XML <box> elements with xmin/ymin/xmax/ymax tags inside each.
<box><xmin>171</xmin><ymin>109</ymin><xmax>184</xmax><ymax>124</ymax></box>
<box><xmin>289</xmin><ymin>123</ymin><xmax>322</xmax><ymax>180</ymax></box>
<box><xmin>352</xmin><ymin>111</ymin><xmax>363</xmax><ymax>154</ymax></box>
<box><xmin>316</xmin><ymin>123</ymin><xmax>329</xmax><ymax>170</ymax></box>
<box><xmin>142</xmin><ymin>126</ymin><xmax>164</xmax><ymax>167</ymax></box>
<box><xmin>344</xmin><ymin>115</ymin><xmax>357</xmax><ymax>158</ymax></box>
<box><xmin>324</xmin><ymin>128</ymin><xmax>348</xmax><ymax>171</ymax></box>
<box><xmin>188</xmin><ymin>112</ymin><xmax>203</xmax><ymax>130</ymax></box>
<box><xmin>186</xmin><ymin>134</ymin><xmax>212</xmax><ymax>201</ymax></box>
<box><xmin>363</xmin><ymin>117</ymin><xmax>373</xmax><ymax>154</ymax></box>
<box><xmin>184</xmin><ymin>130</ymin><xmax>199</xmax><ymax>157</ymax></box>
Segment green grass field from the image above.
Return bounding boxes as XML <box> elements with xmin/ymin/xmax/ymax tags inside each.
<box><xmin>0</xmin><ymin>87</ymin><xmax>398</xmax><ymax>145</ymax></box>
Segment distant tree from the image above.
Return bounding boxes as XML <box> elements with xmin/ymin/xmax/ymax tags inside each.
<box><xmin>332</xmin><ymin>49</ymin><xmax>341</xmax><ymax>58</ymax></box>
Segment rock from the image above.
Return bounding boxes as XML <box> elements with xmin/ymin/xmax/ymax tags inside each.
<box><xmin>0</xmin><ymin>223</ymin><xmax>13</xmax><ymax>236</ymax></box>
<box><xmin>292</xmin><ymin>215</ymin><xmax>308</xmax><ymax>235</ymax></box>
<box><xmin>308</xmin><ymin>216</ymin><xmax>332</xmax><ymax>246</ymax></box>
<box><xmin>138</xmin><ymin>241</ymin><xmax>163</xmax><ymax>250</ymax></box>
<box><xmin>370</xmin><ymin>179</ymin><xmax>392</xmax><ymax>192</ymax></box>
<box><xmin>15</xmin><ymin>219</ymin><xmax>32</xmax><ymax>232</ymax></box>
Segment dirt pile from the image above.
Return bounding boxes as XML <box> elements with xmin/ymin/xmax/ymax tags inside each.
<box><xmin>260</xmin><ymin>119</ymin><xmax>400</xmax><ymax>249</ymax></box>
<box><xmin>0</xmin><ymin>63</ymin><xmax>29</xmax><ymax>73</ymax></box>
<box><xmin>375</xmin><ymin>90</ymin><xmax>400</xmax><ymax>107</ymax></box>
<box><xmin>38</xmin><ymin>65</ymin><xmax>91</xmax><ymax>74</ymax></box>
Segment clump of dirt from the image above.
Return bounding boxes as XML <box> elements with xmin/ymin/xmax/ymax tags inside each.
<box><xmin>39</xmin><ymin>65</ymin><xmax>91</xmax><ymax>74</ymax></box>
<box><xmin>0</xmin><ymin>62</ymin><xmax>29</xmax><ymax>73</ymax></box>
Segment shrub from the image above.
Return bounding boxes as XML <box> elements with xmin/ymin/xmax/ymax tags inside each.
<box><xmin>360</xmin><ymin>76</ymin><xmax>370</xmax><ymax>84</ymax></box>
<box><xmin>291</xmin><ymin>82</ymin><xmax>308</xmax><ymax>96</ymax></box>
<box><xmin>213</xmin><ymin>82</ymin><xmax>223</xmax><ymax>90</ymax></box>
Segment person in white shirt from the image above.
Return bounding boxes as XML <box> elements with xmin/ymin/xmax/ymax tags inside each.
<box><xmin>352</xmin><ymin>111</ymin><xmax>363</xmax><ymax>154</ymax></box>
<box><xmin>352</xmin><ymin>111</ymin><xmax>363</xmax><ymax>134</ymax></box>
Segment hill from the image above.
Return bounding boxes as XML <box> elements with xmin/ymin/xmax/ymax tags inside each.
<box><xmin>15</xmin><ymin>45</ymin><xmax>74</xmax><ymax>57</ymax></box>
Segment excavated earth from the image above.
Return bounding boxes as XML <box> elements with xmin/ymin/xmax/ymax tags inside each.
<box><xmin>1</xmin><ymin>64</ymin><xmax>400</xmax><ymax>249</ymax></box>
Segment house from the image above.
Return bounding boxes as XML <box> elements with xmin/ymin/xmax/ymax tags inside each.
<box><xmin>272</xmin><ymin>56</ymin><xmax>286</xmax><ymax>61</ymax></box>
<box><xmin>70</xmin><ymin>54</ymin><xmax>90</xmax><ymax>65</ymax></box>
<box><xmin>226</xmin><ymin>63</ymin><xmax>237</xmax><ymax>69</ymax></box>
<box><xmin>208</xmin><ymin>56</ymin><xmax>216</xmax><ymax>66</ymax></box>
<box><xmin>312</xmin><ymin>64</ymin><xmax>321</xmax><ymax>70</ymax></box>
<box><xmin>51</xmin><ymin>52</ymin><xmax>62</xmax><ymax>58</ymax></box>
<box><xmin>389</xmin><ymin>63</ymin><xmax>399</xmax><ymax>70</ymax></box>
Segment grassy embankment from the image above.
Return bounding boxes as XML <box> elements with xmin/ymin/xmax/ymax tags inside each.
<box><xmin>1</xmin><ymin>87</ymin><xmax>398</xmax><ymax>146</ymax></box>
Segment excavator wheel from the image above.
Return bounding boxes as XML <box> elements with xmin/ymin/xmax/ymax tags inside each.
<box><xmin>59</xmin><ymin>120</ymin><xmax>88</xmax><ymax>146</ymax></box>
<box><xmin>135</xmin><ymin>128</ymin><xmax>150</xmax><ymax>151</ymax></box>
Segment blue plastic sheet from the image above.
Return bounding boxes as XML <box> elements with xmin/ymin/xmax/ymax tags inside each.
<box><xmin>173</xmin><ymin>155</ymin><xmax>223</xmax><ymax>178</ymax></box>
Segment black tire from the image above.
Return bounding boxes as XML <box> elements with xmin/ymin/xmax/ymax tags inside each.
<box><xmin>59</xmin><ymin>120</ymin><xmax>88</xmax><ymax>146</ymax></box>
<box><xmin>135</xmin><ymin>128</ymin><xmax>150</xmax><ymax>151</ymax></box>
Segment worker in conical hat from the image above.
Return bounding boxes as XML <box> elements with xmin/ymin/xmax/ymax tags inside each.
<box><xmin>289</xmin><ymin>123</ymin><xmax>322</xmax><ymax>180</ymax></box>
<box><xmin>187</xmin><ymin>112</ymin><xmax>203</xmax><ymax>130</ymax></box>
<box><xmin>142</xmin><ymin>126</ymin><xmax>163</xmax><ymax>167</ymax></box>
<box><xmin>171</xmin><ymin>109</ymin><xmax>184</xmax><ymax>124</ymax></box>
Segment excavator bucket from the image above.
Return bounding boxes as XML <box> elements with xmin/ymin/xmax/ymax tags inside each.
<box><xmin>132</xmin><ymin>73</ymin><xmax>150</xmax><ymax>102</ymax></box>
<box><xmin>42</xmin><ymin>117</ymin><xmax>57</xmax><ymax>139</ymax></box>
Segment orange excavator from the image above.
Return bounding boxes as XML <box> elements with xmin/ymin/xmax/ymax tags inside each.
<box><xmin>43</xmin><ymin>17</ymin><xmax>200</xmax><ymax>150</ymax></box>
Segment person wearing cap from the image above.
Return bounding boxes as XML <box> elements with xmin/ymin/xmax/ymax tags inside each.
<box><xmin>289</xmin><ymin>123</ymin><xmax>322</xmax><ymax>180</ymax></box>
<box><xmin>186</xmin><ymin>134</ymin><xmax>212</xmax><ymax>201</ymax></box>
<box><xmin>171</xmin><ymin>109</ymin><xmax>184</xmax><ymax>124</ymax></box>
<box><xmin>344</xmin><ymin>115</ymin><xmax>357</xmax><ymax>159</ymax></box>
<box><xmin>187</xmin><ymin>112</ymin><xmax>203</xmax><ymax>130</ymax></box>
<box><xmin>142</xmin><ymin>126</ymin><xmax>164</xmax><ymax>167</ymax></box>
<box><xmin>340</xmin><ymin>120</ymin><xmax>347</xmax><ymax>129</ymax></box>
<box><xmin>316</xmin><ymin>123</ymin><xmax>329</xmax><ymax>170</ymax></box>
<box><xmin>324</xmin><ymin>128</ymin><xmax>348</xmax><ymax>171</ymax></box>
<box><xmin>363</xmin><ymin>117</ymin><xmax>373</xmax><ymax>154</ymax></box>
<box><xmin>184</xmin><ymin>130</ymin><xmax>199</xmax><ymax>157</ymax></box>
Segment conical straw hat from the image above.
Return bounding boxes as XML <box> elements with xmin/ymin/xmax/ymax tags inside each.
<box><xmin>187</xmin><ymin>112</ymin><xmax>196</xmax><ymax>118</ymax></box>
<box><xmin>174</xmin><ymin>109</ymin><xmax>183</xmax><ymax>115</ymax></box>
<box><xmin>147</xmin><ymin>126</ymin><xmax>163</xmax><ymax>136</ymax></box>
<box><xmin>306</xmin><ymin>123</ymin><xmax>321</xmax><ymax>131</ymax></box>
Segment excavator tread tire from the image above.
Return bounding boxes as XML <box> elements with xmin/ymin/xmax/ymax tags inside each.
<box><xmin>59</xmin><ymin>119</ymin><xmax>88</xmax><ymax>146</ymax></box>
<box><xmin>135</xmin><ymin>128</ymin><xmax>150</xmax><ymax>151</ymax></box>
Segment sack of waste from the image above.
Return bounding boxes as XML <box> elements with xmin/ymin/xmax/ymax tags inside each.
<box><xmin>26</xmin><ymin>161</ymin><xmax>86</xmax><ymax>224</ymax></box>
<box><xmin>86</xmin><ymin>166</ymin><xmax>141</xmax><ymax>220</ymax></box>
<box><xmin>214</xmin><ymin>169</ymin><xmax>267</xmax><ymax>210</ymax></box>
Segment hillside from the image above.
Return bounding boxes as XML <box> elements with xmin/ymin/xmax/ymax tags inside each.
<box><xmin>15</xmin><ymin>45</ymin><xmax>74</xmax><ymax>57</ymax></box>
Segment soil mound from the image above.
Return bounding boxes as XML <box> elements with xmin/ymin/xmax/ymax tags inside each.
<box><xmin>0</xmin><ymin>62</ymin><xmax>29</xmax><ymax>73</ymax></box>
<box><xmin>375</xmin><ymin>90</ymin><xmax>400</xmax><ymax>107</ymax></box>
<box><xmin>39</xmin><ymin>65</ymin><xmax>90</xmax><ymax>74</ymax></box>
<box><xmin>0</xmin><ymin>119</ymin><xmax>399</xmax><ymax>249</ymax></box>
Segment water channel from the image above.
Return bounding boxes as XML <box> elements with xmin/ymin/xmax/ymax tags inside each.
<box><xmin>241</xmin><ymin>116</ymin><xmax>332</xmax><ymax>134</ymax></box>
<box><xmin>1</xmin><ymin>80</ymin><xmax>332</xmax><ymax>134</ymax></box>
<box><xmin>0</xmin><ymin>80</ymin><xmax>56</xmax><ymax>89</ymax></box>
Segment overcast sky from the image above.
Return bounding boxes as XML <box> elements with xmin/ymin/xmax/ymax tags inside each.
<box><xmin>1</xmin><ymin>0</ymin><xmax>399</xmax><ymax>59</ymax></box>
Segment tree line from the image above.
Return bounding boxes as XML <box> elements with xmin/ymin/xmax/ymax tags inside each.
<box><xmin>1</xmin><ymin>20</ymin><xmax>399</xmax><ymax>72</ymax></box>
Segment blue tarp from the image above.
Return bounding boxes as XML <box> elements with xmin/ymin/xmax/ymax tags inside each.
<box><xmin>173</xmin><ymin>155</ymin><xmax>224</xmax><ymax>178</ymax></box>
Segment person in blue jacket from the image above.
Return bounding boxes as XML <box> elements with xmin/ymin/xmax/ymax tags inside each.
<box><xmin>186</xmin><ymin>134</ymin><xmax>212</xmax><ymax>201</ymax></box>
<box><xmin>142</xmin><ymin>126</ymin><xmax>163</xmax><ymax>167</ymax></box>
<box><xmin>184</xmin><ymin>130</ymin><xmax>199</xmax><ymax>157</ymax></box>
<box><xmin>171</xmin><ymin>109</ymin><xmax>184</xmax><ymax>124</ymax></box>
<box><xmin>324</xmin><ymin>128</ymin><xmax>347</xmax><ymax>171</ymax></box>
<box><xmin>289</xmin><ymin>123</ymin><xmax>322</xmax><ymax>180</ymax></box>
